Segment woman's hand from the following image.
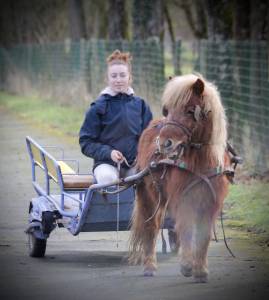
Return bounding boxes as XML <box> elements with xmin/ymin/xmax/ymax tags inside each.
<box><xmin>111</xmin><ymin>150</ymin><xmax>124</xmax><ymax>163</ymax></box>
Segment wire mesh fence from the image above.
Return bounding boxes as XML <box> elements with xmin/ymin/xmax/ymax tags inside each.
<box><xmin>175</xmin><ymin>40</ymin><xmax>269</xmax><ymax>173</ymax></box>
<box><xmin>0</xmin><ymin>39</ymin><xmax>165</xmax><ymax>111</ymax></box>
<box><xmin>0</xmin><ymin>39</ymin><xmax>268</xmax><ymax>173</ymax></box>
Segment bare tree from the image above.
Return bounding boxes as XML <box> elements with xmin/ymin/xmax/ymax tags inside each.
<box><xmin>233</xmin><ymin>0</ymin><xmax>250</xmax><ymax>40</ymax></box>
<box><xmin>204</xmin><ymin>0</ymin><xmax>233</xmax><ymax>41</ymax></box>
<box><xmin>0</xmin><ymin>1</ymin><xmax>19</xmax><ymax>47</ymax></box>
<box><xmin>171</xmin><ymin>0</ymin><xmax>207</xmax><ymax>39</ymax></box>
<box><xmin>132</xmin><ymin>0</ymin><xmax>164</xmax><ymax>41</ymax></box>
<box><xmin>250</xmin><ymin>0</ymin><xmax>268</xmax><ymax>40</ymax></box>
<box><xmin>108</xmin><ymin>0</ymin><xmax>128</xmax><ymax>39</ymax></box>
<box><xmin>68</xmin><ymin>0</ymin><xmax>86</xmax><ymax>41</ymax></box>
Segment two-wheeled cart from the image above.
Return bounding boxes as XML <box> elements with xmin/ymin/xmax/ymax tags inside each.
<box><xmin>25</xmin><ymin>136</ymin><xmax>175</xmax><ymax>257</ymax></box>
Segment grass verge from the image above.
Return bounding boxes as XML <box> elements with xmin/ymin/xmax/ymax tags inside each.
<box><xmin>0</xmin><ymin>91</ymin><xmax>84</xmax><ymax>137</ymax></box>
<box><xmin>225</xmin><ymin>181</ymin><xmax>269</xmax><ymax>245</ymax></box>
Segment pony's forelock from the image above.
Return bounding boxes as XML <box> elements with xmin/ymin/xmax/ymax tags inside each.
<box><xmin>162</xmin><ymin>74</ymin><xmax>197</xmax><ymax>110</ymax></box>
<box><xmin>162</xmin><ymin>74</ymin><xmax>227</xmax><ymax>167</ymax></box>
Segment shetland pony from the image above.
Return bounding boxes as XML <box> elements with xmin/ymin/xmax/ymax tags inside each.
<box><xmin>129</xmin><ymin>74</ymin><xmax>231</xmax><ymax>283</ymax></box>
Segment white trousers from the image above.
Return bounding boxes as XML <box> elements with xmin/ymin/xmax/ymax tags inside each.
<box><xmin>94</xmin><ymin>163</ymin><xmax>136</xmax><ymax>184</ymax></box>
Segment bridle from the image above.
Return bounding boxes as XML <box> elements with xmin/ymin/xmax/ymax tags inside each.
<box><xmin>156</xmin><ymin>103</ymin><xmax>213</xmax><ymax>160</ymax></box>
<box><xmin>155</xmin><ymin>119</ymin><xmax>198</xmax><ymax>160</ymax></box>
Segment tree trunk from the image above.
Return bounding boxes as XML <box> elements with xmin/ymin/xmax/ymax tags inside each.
<box><xmin>204</xmin><ymin>0</ymin><xmax>232</xmax><ymax>41</ymax></box>
<box><xmin>193</xmin><ymin>1</ymin><xmax>207</xmax><ymax>39</ymax></box>
<box><xmin>233</xmin><ymin>0</ymin><xmax>250</xmax><ymax>40</ymax></box>
<box><xmin>250</xmin><ymin>0</ymin><xmax>268</xmax><ymax>40</ymax></box>
<box><xmin>132</xmin><ymin>0</ymin><xmax>164</xmax><ymax>41</ymax></box>
<box><xmin>177</xmin><ymin>0</ymin><xmax>207</xmax><ymax>39</ymax></box>
<box><xmin>68</xmin><ymin>0</ymin><xmax>86</xmax><ymax>41</ymax></box>
<box><xmin>108</xmin><ymin>0</ymin><xmax>128</xmax><ymax>40</ymax></box>
<box><xmin>203</xmin><ymin>0</ymin><xmax>234</xmax><ymax>119</ymax></box>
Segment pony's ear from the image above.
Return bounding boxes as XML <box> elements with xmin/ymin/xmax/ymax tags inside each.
<box><xmin>193</xmin><ymin>78</ymin><xmax>204</xmax><ymax>96</ymax></box>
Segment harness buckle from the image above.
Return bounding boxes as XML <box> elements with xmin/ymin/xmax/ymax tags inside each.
<box><xmin>190</xmin><ymin>143</ymin><xmax>202</xmax><ymax>149</ymax></box>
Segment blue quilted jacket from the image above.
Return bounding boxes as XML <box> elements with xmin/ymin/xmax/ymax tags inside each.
<box><xmin>79</xmin><ymin>92</ymin><xmax>152</xmax><ymax>170</ymax></box>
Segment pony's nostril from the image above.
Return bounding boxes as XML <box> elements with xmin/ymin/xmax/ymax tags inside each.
<box><xmin>164</xmin><ymin>139</ymin><xmax>173</xmax><ymax>148</ymax></box>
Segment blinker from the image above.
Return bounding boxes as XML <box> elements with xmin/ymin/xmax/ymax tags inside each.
<box><xmin>194</xmin><ymin>105</ymin><xmax>201</xmax><ymax>121</ymax></box>
<box><xmin>164</xmin><ymin>139</ymin><xmax>173</xmax><ymax>148</ymax></box>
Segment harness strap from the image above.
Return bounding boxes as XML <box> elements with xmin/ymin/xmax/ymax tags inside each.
<box><xmin>156</xmin><ymin>158</ymin><xmax>227</xmax><ymax>202</ymax></box>
<box><xmin>116</xmin><ymin>162</ymin><xmax>121</xmax><ymax>248</ymax></box>
<box><xmin>181</xmin><ymin>173</ymin><xmax>217</xmax><ymax>202</ymax></box>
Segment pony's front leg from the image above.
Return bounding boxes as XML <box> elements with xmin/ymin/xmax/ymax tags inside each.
<box><xmin>192</xmin><ymin>214</ymin><xmax>213</xmax><ymax>283</ymax></box>
<box><xmin>179</xmin><ymin>226</ymin><xmax>193</xmax><ymax>277</ymax></box>
<box><xmin>177</xmin><ymin>210</ymin><xmax>194</xmax><ymax>277</ymax></box>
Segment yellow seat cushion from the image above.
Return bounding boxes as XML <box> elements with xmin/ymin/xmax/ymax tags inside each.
<box><xmin>58</xmin><ymin>161</ymin><xmax>76</xmax><ymax>174</ymax></box>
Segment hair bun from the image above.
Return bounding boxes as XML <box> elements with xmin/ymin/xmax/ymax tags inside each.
<box><xmin>107</xmin><ymin>49</ymin><xmax>132</xmax><ymax>64</ymax></box>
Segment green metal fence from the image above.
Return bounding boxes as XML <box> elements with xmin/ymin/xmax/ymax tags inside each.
<box><xmin>0</xmin><ymin>39</ymin><xmax>268</xmax><ymax>173</ymax></box>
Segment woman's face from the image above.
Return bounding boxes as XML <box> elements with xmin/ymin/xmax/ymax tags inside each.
<box><xmin>107</xmin><ymin>64</ymin><xmax>130</xmax><ymax>93</ymax></box>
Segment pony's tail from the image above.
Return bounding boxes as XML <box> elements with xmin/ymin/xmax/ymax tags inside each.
<box><xmin>128</xmin><ymin>192</ymin><xmax>168</xmax><ymax>265</ymax></box>
<box><xmin>128</xmin><ymin>202</ymin><xmax>145</xmax><ymax>265</ymax></box>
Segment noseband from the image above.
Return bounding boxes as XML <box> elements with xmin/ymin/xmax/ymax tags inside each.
<box><xmin>156</xmin><ymin>117</ymin><xmax>209</xmax><ymax>159</ymax></box>
<box><xmin>162</xmin><ymin>120</ymin><xmax>193</xmax><ymax>140</ymax></box>
<box><xmin>155</xmin><ymin>120</ymin><xmax>194</xmax><ymax>160</ymax></box>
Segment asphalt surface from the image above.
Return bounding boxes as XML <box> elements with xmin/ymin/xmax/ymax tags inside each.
<box><xmin>0</xmin><ymin>106</ymin><xmax>269</xmax><ymax>300</ymax></box>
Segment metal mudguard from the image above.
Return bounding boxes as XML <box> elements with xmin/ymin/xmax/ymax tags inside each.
<box><xmin>25</xmin><ymin>221</ymin><xmax>46</xmax><ymax>239</ymax></box>
<box><xmin>29</xmin><ymin>196</ymin><xmax>56</xmax><ymax>223</ymax></box>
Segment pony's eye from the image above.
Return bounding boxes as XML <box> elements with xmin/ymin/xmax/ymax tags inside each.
<box><xmin>162</xmin><ymin>106</ymin><xmax>168</xmax><ymax>117</ymax></box>
<box><xmin>187</xmin><ymin>109</ymin><xmax>194</xmax><ymax>115</ymax></box>
<box><xmin>164</xmin><ymin>139</ymin><xmax>173</xmax><ymax>148</ymax></box>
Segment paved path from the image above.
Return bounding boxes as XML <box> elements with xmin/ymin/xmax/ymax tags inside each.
<box><xmin>0</xmin><ymin>107</ymin><xmax>269</xmax><ymax>300</ymax></box>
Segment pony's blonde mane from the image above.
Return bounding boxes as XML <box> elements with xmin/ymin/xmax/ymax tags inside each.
<box><xmin>162</xmin><ymin>74</ymin><xmax>227</xmax><ymax>167</ymax></box>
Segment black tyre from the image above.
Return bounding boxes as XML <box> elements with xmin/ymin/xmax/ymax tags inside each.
<box><xmin>28</xmin><ymin>231</ymin><xmax>47</xmax><ymax>257</ymax></box>
<box><xmin>42</xmin><ymin>211</ymin><xmax>55</xmax><ymax>235</ymax></box>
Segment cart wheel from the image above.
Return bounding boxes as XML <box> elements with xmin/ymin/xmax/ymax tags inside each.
<box><xmin>28</xmin><ymin>231</ymin><xmax>47</xmax><ymax>257</ymax></box>
<box><xmin>168</xmin><ymin>229</ymin><xmax>180</xmax><ymax>254</ymax></box>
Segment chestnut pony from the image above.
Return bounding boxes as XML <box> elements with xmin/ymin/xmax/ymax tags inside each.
<box><xmin>129</xmin><ymin>74</ymin><xmax>231</xmax><ymax>283</ymax></box>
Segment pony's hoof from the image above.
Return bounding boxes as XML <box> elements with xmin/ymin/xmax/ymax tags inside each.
<box><xmin>193</xmin><ymin>269</ymin><xmax>208</xmax><ymax>283</ymax></box>
<box><xmin>180</xmin><ymin>264</ymin><xmax>192</xmax><ymax>277</ymax></box>
<box><xmin>143</xmin><ymin>262</ymin><xmax>157</xmax><ymax>277</ymax></box>
<box><xmin>194</xmin><ymin>275</ymin><xmax>208</xmax><ymax>283</ymax></box>
<box><xmin>143</xmin><ymin>269</ymin><xmax>155</xmax><ymax>277</ymax></box>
